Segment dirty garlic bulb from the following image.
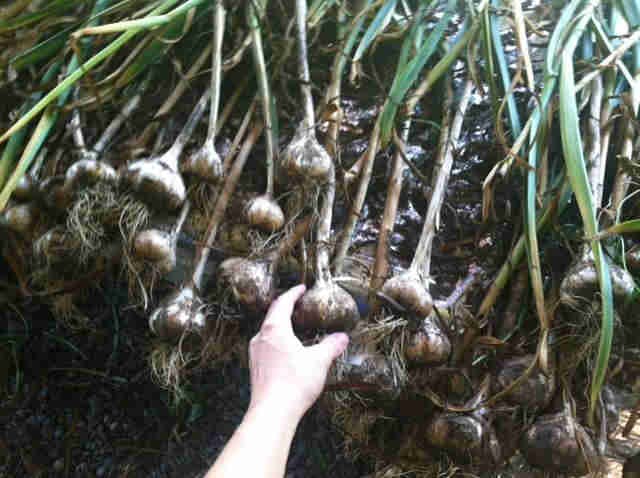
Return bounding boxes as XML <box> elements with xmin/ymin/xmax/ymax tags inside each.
<box><xmin>64</xmin><ymin>159</ymin><xmax>118</xmax><ymax>193</ymax></box>
<box><xmin>425</xmin><ymin>379</ymin><xmax>501</xmax><ymax>466</ymax></box>
<box><xmin>494</xmin><ymin>354</ymin><xmax>555</xmax><ymax>408</ymax></box>
<box><xmin>404</xmin><ymin>315</ymin><xmax>451</xmax><ymax>365</ymax></box>
<box><xmin>521</xmin><ymin>411</ymin><xmax>601</xmax><ymax>475</ymax></box>
<box><xmin>121</xmin><ymin>88</ymin><xmax>210</xmax><ymax>210</ymax></box>
<box><xmin>245</xmin><ymin>195</ymin><xmax>285</xmax><ymax>233</ymax></box>
<box><xmin>293</xmin><ymin>164</ymin><xmax>359</xmax><ymax>332</ymax></box>
<box><xmin>279</xmin><ymin>0</ymin><xmax>332</xmax><ymax>184</ymax></box>
<box><xmin>426</xmin><ymin>413</ymin><xmax>501</xmax><ymax>465</ymax></box>
<box><xmin>149</xmin><ymin>286</ymin><xmax>206</xmax><ymax>340</ymax></box>
<box><xmin>560</xmin><ymin>249</ymin><xmax>636</xmax><ymax>313</ymax></box>
<box><xmin>219</xmin><ymin>216</ymin><xmax>311</xmax><ymax>313</ymax></box>
<box><xmin>133</xmin><ymin>200</ymin><xmax>190</xmax><ymax>275</ymax></box>
<box><xmin>0</xmin><ymin>202</ymin><xmax>39</xmax><ymax>237</ymax></box>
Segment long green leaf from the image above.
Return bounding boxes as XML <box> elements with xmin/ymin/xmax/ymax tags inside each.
<box><xmin>559</xmin><ymin>43</ymin><xmax>614</xmax><ymax>426</ymax></box>
<box><xmin>352</xmin><ymin>0</ymin><xmax>397</xmax><ymax>63</ymax></box>
<box><xmin>490</xmin><ymin>0</ymin><xmax>521</xmax><ymax>139</ymax></box>
<box><xmin>379</xmin><ymin>2</ymin><xmax>451</xmax><ymax>128</ymax></box>
<box><xmin>0</xmin><ymin>62</ymin><xmax>63</xmax><ymax>189</ymax></box>
<box><xmin>595</xmin><ymin>219</ymin><xmax>640</xmax><ymax>239</ymax></box>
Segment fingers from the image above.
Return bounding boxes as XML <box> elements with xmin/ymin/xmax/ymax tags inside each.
<box><xmin>309</xmin><ymin>333</ymin><xmax>349</xmax><ymax>369</ymax></box>
<box><xmin>261</xmin><ymin>284</ymin><xmax>306</xmax><ymax>333</ymax></box>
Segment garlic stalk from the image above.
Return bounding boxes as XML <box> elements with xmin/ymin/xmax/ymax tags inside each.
<box><xmin>280</xmin><ymin>0</ymin><xmax>332</xmax><ymax>184</ymax></box>
<box><xmin>244</xmin><ymin>0</ymin><xmax>284</xmax><ymax>233</ymax></box>
<box><xmin>182</xmin><ymin>2</ymin><xmax>225</xmax><ymax>183</ymax></box>
<box><xmin>293</xmin><ymin>162</ymin><xmax>359</xmax><ymax>332</ymax></box>
<box><xmin>380</xmin><ymin>79</ymin><xmax>463</xmax><ymax>317</ymax></box>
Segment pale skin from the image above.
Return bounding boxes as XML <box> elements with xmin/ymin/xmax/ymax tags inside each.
<box><xmin>205</xmin><ymin>284</ymin><xmax>349</xmax><ymax>478</ymax></box>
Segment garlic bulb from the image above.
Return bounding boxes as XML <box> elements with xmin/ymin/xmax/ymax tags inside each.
<box><xmin>426</xmin><ymin>413</ymin><xmax>501</xmax><ymax>466</ymax></box>
<box><xmin>219</xmin><ymin>216</ymin><xmax>311</xmax><ymax>313</ymax></box>
<box><xmin>132</xmin><ymin>200</ymin><xmax>190</xmax><ymax>274</ymax></box>
<box><xmin>381</xmin><ymin>271</ymin><xmax>433</xmax><ymax>318</ymax></box>
<box><xmin>281</xmin><ymin>125</ymin><xmax>333</xmax><ymax>183</ymax></box>
<box><xmin>149</xmin><ymin>286</ymin><xmax>206</xmax><ymax>341</ymax></box>
<box><xmin>521</xmin><ymin>412</ymin><xmax>601</xmax><ymax>475</ymax></box>
<box><xmin>64</xmin><ymin>159</ymin><xmax>118</xmax><ymax>193</ymax></box>
<box><xmin>121</xmin><ymin>89</ymin><xmax>210</xmax><ymax>210</ymax></box>
<box><xmin>244</xmin><ymin>194</ymin><xmax>285</xmax><ymax>233</ymax></box>
<box><xmin>1</xmin><ymin>202</ymin><xmax>38</xmax><ymax>236</ymax></box>
<box><xmin>404</xmin><ymin>315</ymin><xmax>450</xmax><ymax>365</ymax></box>
<box><xmin>494</xmin><ymin>355</ymin><xmax>555</xmax><ymax>408</ymax></box>
<box><xmin>219</xmin><ymin>257</ymin><xmax>273</xmax><ymax>314</ymax></box>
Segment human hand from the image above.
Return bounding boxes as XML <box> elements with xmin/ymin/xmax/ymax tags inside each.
<box><xmin>248</xmin><ymin>285</ymin><xmax>349</xmax><ymax>420</ymax></box>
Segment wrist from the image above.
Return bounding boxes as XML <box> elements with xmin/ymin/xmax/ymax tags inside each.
<box><xmin>247</xmin><ymin>391</ymin><xmax>306</xmax><ymax>429</ymax></box>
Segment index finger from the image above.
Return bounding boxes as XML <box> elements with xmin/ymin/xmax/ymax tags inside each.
<box><xmin>261</xmin><ymin>284</ymin><xmax>306</xmax><ymax>332</ymax></box>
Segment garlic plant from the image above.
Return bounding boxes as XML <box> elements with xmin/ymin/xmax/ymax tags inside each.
<box><xmin>218</xmin><ymin>216</ymin><xmax>311</xmax><ymax>313</ymax></box>
<box><xmin>293</xmin><ymin>163</ymin><xmax>359</xmax><ymax>332</ymax></box>
<box><xmin>65</xmin><ymin>88</ymin><xmax>143</xmax><ymax>193</ymax></box>
<box><xmin>280</xmin><ymin>0</ymin><xmax>332</xmax><ymax>184</ymax></box>
<box><xmin>133</xmin><ymin>200</ymin><xmax>191</xmax><ymax>275</ymax></box>
<box><xmin>244</xmin><ymin>0</ymin><xmax>284</xmax><ymax>233</ymax></box>
<box><xmin>182</xmin><ymin>2</ymin><xmax>225</xmax><ymax>184</ymax></box>
<box><xmin>121</xmin><ymin>88</ymin><xmax>210</xmax><ymax>211</ymax></box>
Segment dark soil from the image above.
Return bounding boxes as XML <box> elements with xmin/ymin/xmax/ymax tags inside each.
<box><xmin>0</xmin><ymin>289</ymin><xmax>370</xmax><ymax>478</ymax></box>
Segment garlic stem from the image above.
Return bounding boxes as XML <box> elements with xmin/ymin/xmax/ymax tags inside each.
<box><xmin>610</xmin><ymin>108</ymin><xmax>634</xmax><ymax>217</ymax></box>
<box><xmin>171</xmin><ymin>199</ymin><xmax>191</xmax><ymax>243</ymax></box>
<box><xmin>371</xmin><ymin>119</ymin><xmax>410</xmax><ymax>291</ymax></box>
<box><xmin>93</xmin><ymin>92</ymin><xmax>143</xmax><ymax>156</ymax></box>
<box><xmin>316</xmin><ymin>164</ymin><xmax>336</xmax><ymax>284</ymax></box>
<box><xmin>70</xmin><ymin>107</ymin><xmax>88</xmax><ymax>156</ymax></box>
<box><xmin>295</xmin><ymin>0</ymin><xmax>315</xmax><ymax>130</ymax></box>
<box><xmin>249</xmin><ymin>0</ymin><xmax>276</xmax><ymax>196</ymax></box>
<box><xmin>206</xmin><ymin>1</ymin><xmax>225</xmax><ymax>146</ymax></box>
<box><xmin>162</xmin><ymin>88</ymin><xmax>211</xmax><ymax>170</ymax></box>
<box><xmin>412</xmin><ymin>79</ymin><xmax>472</xmax><ymax>280</ymax></box>
<box><xmin>192</xmin><ymin>122</ymin><xmax>264</xmax><ymax>289</ymax></box>
<box><xmin>586</xmin><ymin>75</ymin><xmax>603</xmax><ymax>208</ymax></box>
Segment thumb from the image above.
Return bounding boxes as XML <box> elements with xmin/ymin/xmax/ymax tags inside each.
<box><xmin>309</xmin><ymin>333</ymin><xmax>349</xmax><ymax>369</ymax></box>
